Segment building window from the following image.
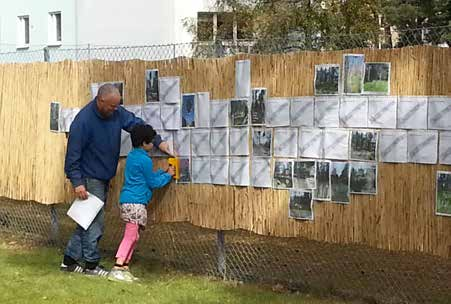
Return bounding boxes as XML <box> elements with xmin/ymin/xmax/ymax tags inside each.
<box><xmin>17</xmin><ymin>15</ymin><xmax>30</xmax><ymax>48</ymax></box>
<box><xmin>216</xmin><ymin>12</ymin><xmax>234</xmax><ymax>40</ymax></box>
<box><xmin>197</xmin><ymin>12</ymin><xmax>242</xmax><ymax>42</ymax></box>
<box><xmin>197</xmin><ymin>12</ymin><xmax>214</xmax><ymax>41</ymax></box>
<box><xmin>48</xmin><ymin>11</ymin><xmax>62</xmax><ymax>45</ymax></box>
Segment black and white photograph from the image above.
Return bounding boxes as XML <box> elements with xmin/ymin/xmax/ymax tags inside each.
<box><xmin>313</xmin><ymin>161</ymin><xmax>331</xmax><ymax>201</ymax></box>
<box><xmin>363</xmin><ymin>63</ymin><xmax>390</xmax><ymax>95</ymax></box>
<box><xmin>323</xmin><ymin>129</ymin><xmax>349</xmax><ymax>160</ymax></box>
<box><xmin>330</xmin><ymin>161</ymin><xmax>350</xmax><ymax>203</ymax></box>
<box><xmin>50</xmin><ymin>101</ymin><xmax>60</xmax><ymax>132</ymax></box>
<box><xmin>182</xmin><ymin>94</ymin><xmax>196</xmax><ymax>128</ymax></box>
<box><xmin>350</xmin><ymin>161</ymin><xmax>377</xmax><ymax>195</ymax></box>
<box><xmin>230</xmin><ymin>99</ymin><xmax>249</xmax><ymax>126</ymax></box>
<box><xmin>343</xmin><ymin>54</ymin><xmax>365</xmax><ymax>94</ymax></box>
<box><xmin>252</xmin><ymin>128</ymin><xmax>272</xmax><ymax>157</ymax></box>
<box><xmin>273</xmin><ymin>128</ymin><xmax>298</xmax><ymax>158</ymax></box>
<box><xmin>289</xmin><ymin>190</ymin><xmax>313</xmax><ymax>220</ymax></box>
<box><xmin>145</xmin><ymin>69</ymin><xmax>159</xmax><ymax>102</ymax></box>
<box><xmin>59</xmin><ymin>107</ymin><xmax>80</xmax><ymax>133</ymax></box>
<box><xmin>436</xmin><ymin>171</ymin><xmax>451</xmax><ymax>217</ymax></box>
<box><xmin>91</xmin><ymin>82</ymin><xmax>124</xmax><ymax>104</ymax></box>
<box><xmin>273</xmin><ymin>160</ymin><xmax>293</xmax><ymax>189</ymax></box>
<box><xmin>314</xmin><ymin>64</ymin><xmax>340</xmax><ymax>95</ymax></box>
<box><xmin>251</xmin><ymin>88</ymin><xmax>266</xmax><ymax>125</ymax></box>
<box><xmin>298</xmin><ymin>128</ymin><xmax>323</xmax><ymax>159</ymax></box>
<box><xmin>293</xmin><ymin>160</ymin><xmax>316</xmax><ymax>189</ymax></box>
<box><xmin>350</xmin><ymin>130</ymin><xmax>378</xmax><ymax>161</ymax></box>
<box><xmin>265</xmin><ymin>98</ymin><xmax>290</xmax><ymax>127</ymax></box>
<box><xmin>178</xmin><ymin>158</ymin><xmax>191</xmax><ymax>184</ymax></box>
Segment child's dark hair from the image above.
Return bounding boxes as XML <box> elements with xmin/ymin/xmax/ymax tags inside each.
<box><xmin>131</xmin><ymin>124</ymin><xmax>156</xmax><ymax>148</ymax></box>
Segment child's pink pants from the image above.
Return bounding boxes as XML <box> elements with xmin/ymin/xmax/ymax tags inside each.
<box><xmin>115</xmin><ymin>222</ymin><xmax>140</xmax><ymax>263</ymax></box>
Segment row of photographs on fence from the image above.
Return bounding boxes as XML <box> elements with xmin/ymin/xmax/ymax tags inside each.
<box><xmin>121</xmin><ymin>127</ymin><xmax>447</xmax><ymax>165</ymax></box>
<box><xmin>175</xmin><ymin>156</ymin><xmax>376</xmax><ymax>198</ymax></box>
<box><xmin>50</xmin><ymin>94</ymin><xmax>451</xmax><ymax>134</ymax></box>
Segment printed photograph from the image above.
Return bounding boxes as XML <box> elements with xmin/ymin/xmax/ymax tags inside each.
<box><xmin>182</xmin><ymin>94</ymin><xmax>196</xmax><ymax>128</ymax></box>
<box><xmin>351</xmin><ymin>130</ymin><xmax>378</xmax><ymax>161</ymax></box>
<box><xmin>177</xmin><ymin>158</ymin><xmax>190</xmax><ymax>184</ymax></box>
<box><xmin>252</xmin><ymin>128</ymin><xmax>272</xmax><ymax>157</ymax></box>
<box><xmin>330</xmin><ymin>162</ymin><xmax>350</xmax><ymax>203</ymax></box>
<box><xmin>50</xmin><ymin>102</ymin><xmax>60</xmax><ymax>132</ymax></box>
<box><xmin>273</xmin><ymin>160</ymin><xmax>293</xmax><ymax>189</ymax></box>
<box><xmin>436</xmin><ymin>171</ymin><xmax>451</xmax><ymax>216</ymax></box>
<box><xmin>363</xmin><ymin>63</ymin><xmax>390</xmax><ymax>95</ymax></box>
<box><xmin>350</xmin><ymin>162</ymin><xmax>377</xmax><ymax>195</ymax></box>
<box><xmin>251</xmin><ymin>88</ymin><xmax>266</xmax><ymax>125</ymax></box>
<box><xmin>293</xmin><ymin>160</ymin><xmax>316</xmax><ymax>189</ymax></box>
<box><xmin>145</xmin><ymin>69</ymin><xmax>159</xmax><ymax>102</ymax></box>
<box><xmin>289</xmin><ymin>190</ymin><xmax>313</xmax><ymax>220</ymax></box>
<box><xmin>343</xmin><ymin>54</ymin><xmax>365</xmax><ymax>94</ymax></box>
<box><xmin>314</xmin><ymin>161</ymin><xmax>331</xmax><ymax>200</ymax></box>
<box><xmin>230</xmin><ymin>99</ymin><xmax>249</xmax><ymax>126</ymax></box>
<box><xmin>314</xmin><ymin>64</ymin><xmax>340</xmax><ymax>95</ymax></box>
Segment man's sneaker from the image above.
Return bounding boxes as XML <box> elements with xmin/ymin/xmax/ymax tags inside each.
<box><xmin>60</xmin><ymin>263</ymin><xmax>84</xmax><ymax>274</ymax></box>
<box><xmin>83</xmin><ymin>265</ymin><xmax>109</xmax><ymax>277</ymax></box>
<box><xmin>108</xmin><ymin>268</ymin><xmax>133</xmax><ymax>283</ymax></box>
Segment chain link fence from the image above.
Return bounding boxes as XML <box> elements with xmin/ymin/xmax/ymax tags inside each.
<box><xmin>0</xmin><ymin>198</ymin><xmax>450</xmax><ymax>304</ymax></box>
<box><xmin>0</xmin><ymin>26</ymin><xmax>449</xmax><ymax>63</ymax></box>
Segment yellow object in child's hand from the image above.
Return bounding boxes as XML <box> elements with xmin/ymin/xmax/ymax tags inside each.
<box><xmin>168</xmin><ymin>157</ymin><xmax>180</xmax><ymax>180</ymax></box>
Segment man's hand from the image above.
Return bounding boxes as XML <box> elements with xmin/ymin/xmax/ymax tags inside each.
<box><xmin>158</xmin><ymin>141</ymin><xmax>176</xmax><ymax>157</ymax></box>
<box><xmin>167</xmin><ymin>165</ymin><xmax>175</xmax><ymax>177</ymax></box>
<box><xmin>74</xmin><ymin>185</ymin><xmax>88</xmax><ymax>200</ymax></box>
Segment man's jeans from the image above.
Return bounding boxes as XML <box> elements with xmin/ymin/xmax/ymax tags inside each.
<box><xmin>64</xmin><ymin>178</ymin><xmax>109</xmax><ymax>264</ymax></box>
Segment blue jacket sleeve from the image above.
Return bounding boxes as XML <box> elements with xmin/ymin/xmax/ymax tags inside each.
<box><xmin>141</xmin><ymin>158</ymin><xmax>172</xmax><ymax>189</ymax></box>
<box><xmin>120</xmin><ymin>107</ymin><xmax>162</xmax><ymax>147</ymax></box>
<box><xmin>64</xmin><ymin>120</ymin><xmax>86</xmax><ymax>187</ymax></box>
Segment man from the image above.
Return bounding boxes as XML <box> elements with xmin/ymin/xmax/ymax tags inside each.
<box><xmin>61</xmin><ymin>84</ymin><xmax>172</xmax><ymax>276</ymax></box>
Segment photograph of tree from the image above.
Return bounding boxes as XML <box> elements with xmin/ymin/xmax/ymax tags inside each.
<box><xmin>314</xmin><ymin>64</ymin><xmax>340</xmax><ymax>95</ymax></box>
<box><xmin>314</xmin><ymin>161</ymin><xmax>331</xmax><ymax>200</ymax></box>
<box><xmin>251</xmin><ymin>88</ymin><xmax>266</xmax><ymax>125</ymax></box>
<box><xmin>231</xmin><ymin>99</ymin><xmax>249</xmax><ymax>126</ymax></box>
<box><xmin>273</xmin><ymin>160</ymin><xmax>293</xmax><ymax>189</ymax></box>
<box><xmin>350</xmin><ymin>161</ymin><xmax>377</xmax><ymax>195</ymax></box>
<box><xmin>436</xmin><ymin>171</ymin><xmax>451</xmax><ymax>216</ymax></box>
<box><xmin>50</xmin><ymin>102</ymin><xmax>60</xmax><ymax>132</ymax></box>
<box><xmin>330</xmin><ymin>161</ymin><xmax>350</xmax><ymax>203</ymax></box>
<box><xmin>351</xmin><ymin>130</ymin><xmax>378</xmax><ymax>161</ymax></box>
<box><xmin>145</xmin><ymin>69</ymin><xmax>159</xmax><ymax>102</ymax></box>
<box><xmin>343</xmin><ymin>54</ymin><xmax>365</xmax><ymax>94</ymax></box>
<box><xmin>182</xmin><ymin>94</ymin><xmax>196</xmax><ymax>128</ymax></box>
<box><xmin>363</xmin><ymin>63</ymin><xmax>390</xmax><ymax>94</ymax></box>
<box><xmin>293</xmin><ymin>160</ymin><xmax>316</xmax><ymax>189</ymax></box>
<box><xmin>252</xmin><ymin>128</ymin><xmax>272</xmax><ymax>157</ymax></box>
<box><xmin>178</xmin><ymin>158</ymin><xmax>191</xmax><ymax>184</ymax></box>
<box><xmin>289</xmin><ymin>189</ymin><xmax>313</xmax><ymax>220</ymax></box>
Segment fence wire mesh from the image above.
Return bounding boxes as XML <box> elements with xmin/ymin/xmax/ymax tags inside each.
<box><xmin>0</xmin><ymin>26</ymin><xmax>450</xmax><ymax>63</ymax></box>
<box><xmin>0</xmin><ymin>198</ymin><xmax>450</xmax><ymax>304</ymax></box>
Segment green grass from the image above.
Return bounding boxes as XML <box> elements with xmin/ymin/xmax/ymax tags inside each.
<box><xmin>345</xmin><ymin>75</ymin><xmax>363</xmax><ymax>93</ymax></box>
<box><xmin>0</xmin><ymin>242</ymin><xmax>353</xmax><ymax>304</ymax></box>
<box><xmin>363</xmin><ymin>80</ymin><xmax>388</xmax><ymax>93</ymax></box>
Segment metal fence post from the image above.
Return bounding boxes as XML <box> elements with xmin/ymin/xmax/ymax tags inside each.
<box><xmin>49</xmin><ymin>206</ymin><xmax>59</xmax><ymax>244</ymax></box>
<box><xmin>217</xmin><ymin>230</ymin><xmax>226</xmax><ymax>279</ymax></box>
<box><xmin>43</xmin><ymin>47</ymin><xmax>50</xmax><ymax>62</ymax></box>
<box><xmin>173</xmin><ymin>44</ymin><xmax>176</xmax><ymax>59</ymax></box>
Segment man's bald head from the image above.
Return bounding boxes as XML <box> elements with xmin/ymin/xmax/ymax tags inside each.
<box><xmin>96</xmin><ymin>84</ymin><xmax>121</xmax><ymax>118</ymax></box>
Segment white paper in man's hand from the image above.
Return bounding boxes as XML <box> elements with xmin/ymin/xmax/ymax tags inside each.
<box><xmin>67</xmin><ymin>192</ymin><xmax>104</xmax><ymax>230</ymax></box>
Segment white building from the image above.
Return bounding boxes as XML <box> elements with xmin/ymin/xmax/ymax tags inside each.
<box><xmin>0</xmin><ymin>0</ymin><xmax>215</xmax><ymax>53</ymax></box>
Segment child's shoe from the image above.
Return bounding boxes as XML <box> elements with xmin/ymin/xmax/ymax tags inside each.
<box><xmin>108</xmin><ymin>268</ymin><xmax>133</xmax><ymax>283</ymax></box>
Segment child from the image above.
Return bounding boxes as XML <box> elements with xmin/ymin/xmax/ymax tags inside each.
<box><xmin>108</xmin><ymin>124</ymin><xmax>174</xmax><ymax>282</ymax></box>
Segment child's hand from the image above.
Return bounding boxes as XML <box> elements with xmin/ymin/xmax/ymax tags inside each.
<box><xmin>167</xmin><ymin>165</ymin><xmax>175</xmax><ymax>177</ymax></box>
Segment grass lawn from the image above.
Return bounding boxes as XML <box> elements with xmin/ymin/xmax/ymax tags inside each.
<box><xmin>0</xmin><ymin>241</ymin><xmax>356</xmax><ymax>304</ymax></box>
